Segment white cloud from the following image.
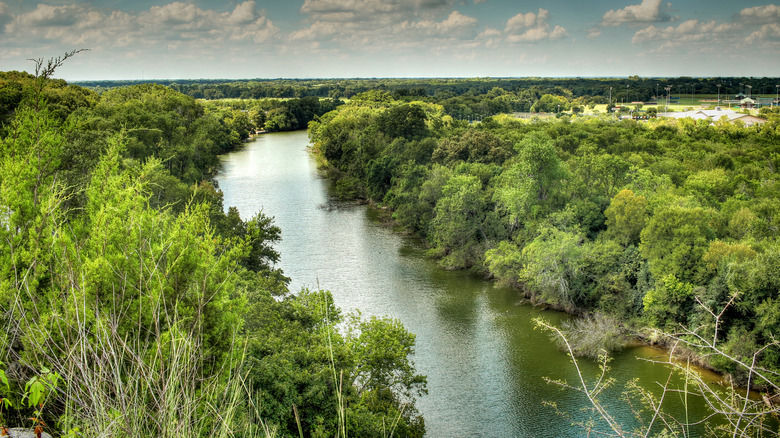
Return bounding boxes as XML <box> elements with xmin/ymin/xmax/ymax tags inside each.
<box><xmin>478</xmin><ymin>27</ymin><xmax>501</xmax><ymax>38</ymax></box>
<box><xmin>293</xmin><ymin>0</ymin><xmax>481</xmax><ymax>54</ymax></box>
<box><xmin>600</xmin><ymin>0</ymin><xmax>671</xmax><ymax>26</ymax></box>
<box><xmin>290</xmin><ymin>20</ymin><xmax>343</xmax><ymax>41</ymax></box>
<box><xmin>300</xmin><ymin>0</ymin><xmax>454</xmax><ymax>22</ymax></box>
<box><xmin>229</xmin><ymin>1</ymin><xmax>259</xmax><ymax>25</ymax></box>
<box><xmin>400</xmin><ymin>11</ymin><xmax>478</xmax><ymax>38</ymax></box>
<box><xmin>587</xmin><ymin>28</ymin><xmax>602</xmax><ymax>38</ymax></box>
<box><xmin>739</xmin><ymin>5</ymin><xmax>780</xmax><ymax>24</ymax></box>
<box><xmin>747</xmin><ymin>23</ymin><xmax>780</xmax><ymax>42</ymax></box>
<box><xmin>633</xmin><ymin>19</ymin><xmax>740</xmax><ymax>44</ymax></box>
<box><xmin>18</xmin><ymin>3</ymin><xmax>84</xmax><ymax>27</ymax></box>
<box><xmin>631</xmin><ymin>19</ymin><xmax>742</xmax><ymax>56</ymax></box>
<box><xmin>503</xmin><ymin>8</ymin><xmax>568</xmax><ymax>43</ymax></box>
<box><xmin>5</xmin><ymin>1</ymin><xmax>279</xmax><ymax>49</ymax></box>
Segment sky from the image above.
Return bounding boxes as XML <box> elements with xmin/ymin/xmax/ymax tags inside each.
<box><xmin>1</xmin><ymin>0</ymin><xmax>779</xmax><ymax>80</ymax></box>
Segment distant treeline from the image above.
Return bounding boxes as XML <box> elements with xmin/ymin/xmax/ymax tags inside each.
<box><xmin>75</xmin><ymin>76</ymin><xmax>780</xmax><ymax>103</ymax></box>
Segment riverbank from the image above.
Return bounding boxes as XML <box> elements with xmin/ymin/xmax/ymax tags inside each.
<box><xmin>221</xmin><ymin>129</ymin><xmax>772</xmax><ymax>436</ymax></box>
<box><xmin>329</xmin><ymin>177</ymin><xmax>770</xmax><ymax>398</ymax></box>
<box><xmin>306</xmin><ymin>106</ymin><xmax>780</xmax><ymax>415</ymax></box>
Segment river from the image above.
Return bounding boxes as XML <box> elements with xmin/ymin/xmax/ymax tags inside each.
<box><xmin>216</xmin><ymin>130</ymin><xmax>721</xmax><ymax>437</ymax></box>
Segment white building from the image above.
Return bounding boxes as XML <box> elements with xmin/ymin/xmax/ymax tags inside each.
<box><xmin>659</xmin><ymin>107</ymin><xmax>767</xmax><ymax>127</ymax></box>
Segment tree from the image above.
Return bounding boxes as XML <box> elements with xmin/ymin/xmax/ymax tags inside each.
<box><xmin>640</xmin><ymin>206</ymin><xmax>715</xmax><ymax>283</ymax></box>
<box><xmin>494</xmin><ymin>132</ymin><xmax>566</xmax><ymax>228</ymax></box>
<box><xmin>604</xmin><ymin>189</ymin><xmax>647</xmax><ymax>246</ymax></box>
<box><xmin>379</xmin><ymin>104</ymin><xmax>428</xmax><ymax>140</ymax></box>
<box><xmin>430</xmin><ymin>174</ymin><xmax>486</xmax><ymax>268</ymax></box>
<box><xmin>519</xmin><ymin>227</ymin><xmax>586</xmax><ymax>308</ymax></box>
<box><xmin>432</xmin><ymin>129</ymin><xmax>512</xmax><ymax>165</ymax></box>
<box><xmin>531</xmin><ymin>94</ymin><xmax>570</xmax><ymax>113</ymax></box>
<box><xmin>642</xmin><ymin>274</ymin><xmax>695</xmax><ymax>327</ymax></box>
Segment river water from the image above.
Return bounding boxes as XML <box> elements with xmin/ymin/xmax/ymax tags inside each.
<box><xmin>216</xmin><ymin>130</ymin><xmax>720</xmax><ymax>437</ymax></box>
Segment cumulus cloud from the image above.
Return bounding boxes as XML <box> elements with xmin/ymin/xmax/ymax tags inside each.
<box><xmin>739</xmin><ymin>4</ymin><xmax>780</xmax><ymax>24</ymax></box>
<box><xmin>5</xmin><ymin>1</ymin><xmax>279</xmax><ymax>48</ymax></box>
<box><xmin>400</xmin><ymin>10</ymin><xmax>478</xmax><ymax>38</ymax></box>
<box><xmin>294</xmin><ymin>0</ymin><xmax>481</xmax><ymax>52</ymax></box>
<box><xmin>633</xmin><ymin>19</ymin><xmax>739</xmax><ymax>43</ymax></box>
<box><xmin>600</xmin><ymin>0</ymin><xmax>672</xmax><ymax>26</ymax></box>
<box><xmin>747</xmin><ymin>23</ymin><xmax>780</xmax><ymax>42</ymax></box>
<box><xmin>587</xmin><ymin>28</ymin><xmax>602</xmax><ymax>38</ymax></box>
<box><xmin>300</xmin><ymin>0</ymin><xmax>453</xmax><ymax>22</ymax></box>
<box><xmin>16</xmin><ymin>3</ymin><xmax>88</xmax><ymax>27</ymax></box>
<box><xmin>631</xmin><ymin>19</ymin><xmax>741</xmax><ymax>55</ymax></box>
<box><xmin>504</xmin><ymin>8</ymin><xmax>568</xmax><ymax>43</ymax></box>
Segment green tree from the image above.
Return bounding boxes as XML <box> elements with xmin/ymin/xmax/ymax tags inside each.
<box><xmin>519</xmin><ymin>227</ymin><xmax>586</xmax><ymax>308</ymax></box>
<box><xmin>379</xmin><ymin>104</ymin><xmax>429</xmax><ymax>140</ymax></box>
<box><xmin>430</xmin><ymin>174</ymin><xmax>486</xmax><ymax>268</ymax></box>
<box><xmin>604</xmin><ymin>189</ymin><xmax>647</xmax><ymax>246</ymax></box>
<box><xmin>432</xmin><ymin>129</ymin><xmax>512</xmax><ymax>165</ymax></box>
<box><xmin>531</xmin><ymin>94</ymin><xmax>570</xmax><ymax>113</ymax></box>
<box><xmin>494</xmin><ymin>132</ymin><xmax>566</xmax><ymax>229</ymax></box>
<box><xmin>640</xmin><ymin>206</ymin><xmax>715</xmax><ymax>283</ymax></box>
<box><xmin>642</xmin><ymin>274</ymin><xmax>695</xmax><ymax>327</ymax></box>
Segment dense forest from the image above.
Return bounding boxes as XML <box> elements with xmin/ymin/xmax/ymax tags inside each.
<box><xmin>0</xmin><ymin>66</ymin><xmax>425</xmax><ymax>437</ymax></box>
<box><xmin>4</xmin><ymin>64</ymin><xmax>780</xmax><ymax>436</ymax></box>
<box><xmin>307</xmin><ymin>90</ymin><xmax>780</xmax><ymax>410</ymax></box>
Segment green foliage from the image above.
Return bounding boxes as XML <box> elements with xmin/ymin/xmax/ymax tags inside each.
<box><xmin>308</xmin><ymin>89</ymin><xmax>780</xmax><ymax>390</ymax></box>
<box><xmin>246</xmin><ymin>291</ymin><xmax>427</xmax><ymax>437</ymax></box>
<box><xmin>519</xmin><ymin>227</ymin><xmax>586</xmax><ymax>307</ymax></box>
<box><xmin>642</xmin><ymin>274</ymin><xmax>695</xmax><ymax>327</ymax></box>
<box><xmin>531</xmin><ymin>94</ymin><xmax>570</xmax><ymax>113</ymax></box>
<box><xmin>1</xmin><ymin>69</ymin><xmax>427</xmax><ymax>438</ymax></box>
<box><xmin>430</xmin><ymin>174</ymin><xmax>487</xmax><ymax>268</ymax></box>
<box><xmin>432</xmin><ymin>129</ymin><xmax>512</xmax><ymax>165</ymax></box>
<box><xmin>604</xmin><ymin>189</ymin><xmax>647</xmax><ymax>246</ymax></box>
<box><xmin>493</xmin><ymin>131</ymin><xmax>566</xmax><ymax>227</ymax></box>
<box><xmin>640</xmin><ymin>206</ymin><xmax>714</xmax><ymax>283</ymax></box>
<box><xmin>379</xmin><ymin>104</ymin><xmax>429</xmax><ymax>140</ymax></box>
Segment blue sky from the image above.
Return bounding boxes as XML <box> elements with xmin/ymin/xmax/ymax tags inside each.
<box><xmin>1</xmin><ymin>0</ymin><xmax>778</xmax><ymax>80</ymax></box>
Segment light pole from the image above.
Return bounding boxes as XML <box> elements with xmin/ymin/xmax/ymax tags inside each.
<box><xmin>717</xmin><ymin>84</ymin><xmax>721</xmax><ymax>106</ymax></box>
<box><xmin>776</xmin><ymin>85</ymin><xmax>779</xmax><ymax>108</ymax></box>
<box><xmin>626</xmin><ymin>84</ymin><xmax>630</xmax><ymax>105</ymax></box>
<box><xmin>746</xmin><ymin>84</ymin><xmax>752</xmax><ymax>98</ymax></box>
<box><xmin>677</xmin><ymin>85</ymin><xmax>682</xmax><ymax>109</ymax></box>
<box><xmin>609</xmin><ymin>86</ymin><xmax>612</xmax><ymax>107</ymax></box>
<box><xmin>665</xmin><ymin>86</ymin><xmax>671</xmax><ymax>112</ymax></box>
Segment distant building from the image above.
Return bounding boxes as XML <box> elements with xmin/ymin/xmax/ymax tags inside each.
<box><xmin>659</xmin><ymin>108</ymin><xmax>767</xmax><ymax>127</ymax></box>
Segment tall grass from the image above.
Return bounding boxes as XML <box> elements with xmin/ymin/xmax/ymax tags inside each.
<box><xmin>1</xmin><ymin>279</ymin><xmax>274</xmax><ymax>438</ymax></box>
